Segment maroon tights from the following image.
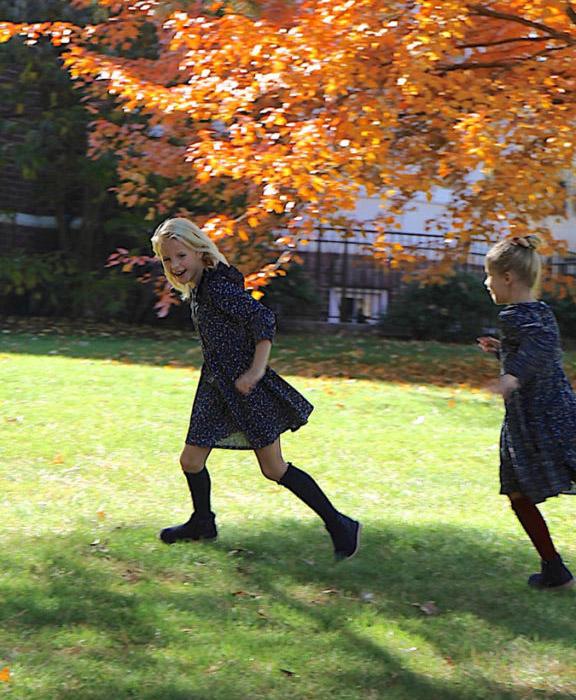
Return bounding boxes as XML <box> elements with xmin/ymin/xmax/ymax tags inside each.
<box><xmin>509</xmin><ymin>495</ymin><xmax>557</xmax><ymax>562</ymax></box>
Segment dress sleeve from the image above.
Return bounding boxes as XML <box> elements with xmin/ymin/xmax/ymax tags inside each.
<box><xmin>206</xmin><ymin>275</ymin><xmax>276</xmax><ymax>343</ymax></box>
<box><xmin>500</xmin><ymin>309</ymin><xmax>556</xmax><ymax>385</ymax></box>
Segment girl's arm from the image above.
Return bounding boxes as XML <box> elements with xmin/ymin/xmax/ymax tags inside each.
<box><xmin>492</xmin><ymin>373</ymin><xmax>520</xmax><ymax>400</ymax></box>
<box><xmin>235</xmin><ymin>340</ymin><xmax>272</xmax><ymax>395</ymax></box>
<box><xmin>477</xmin><ymin>336</ymin><xmax>501</xmax><ymax>354</ymax></box>
<box><xmin>477</xmin><ymin>336</ymin><xmax>501</xmax><ymax>360</ymax></box>
<box><xmin>206</xmin><ymin>273</ymin><xmax>276</xmax><ymax>395</ymax></box>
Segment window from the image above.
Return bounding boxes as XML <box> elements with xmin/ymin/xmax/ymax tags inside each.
<box><xmin>328</xmin><ymin>287</ymin><xmax>389</xmax><ymax>324</ymax></box>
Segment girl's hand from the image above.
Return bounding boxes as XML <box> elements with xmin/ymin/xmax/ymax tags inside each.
<box><xmin>487</xmin><ymin>373</ymin><xmax>520</xmax><ymax>399</ymax></box>
<box><xmin>477</xmin><ymin>336</ymin><xmax>501</xmax><ymax>354</ymax></box>
<box><xmin>235</xmin><ymin>368</ymin><xmax>264</xmax><ymax>396</ymax></box>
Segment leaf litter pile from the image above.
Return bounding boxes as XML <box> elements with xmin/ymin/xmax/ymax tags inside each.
<box><xmin>3</xmin><ymin>316</ymin><xmax>576</xmax><ymax>391</ymax></box>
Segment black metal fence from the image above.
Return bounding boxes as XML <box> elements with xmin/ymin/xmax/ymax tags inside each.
<box><xmin>289</xmin><ymin>227</ymin><xmax>576</xmax><ymax>325</ymax></box>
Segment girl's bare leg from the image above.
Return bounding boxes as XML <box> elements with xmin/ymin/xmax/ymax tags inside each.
<box><xmin>254</xmin><ymin>438</ymin><xmax>287</xmax><ymax>481</ymax></box>
<box><xmin>180</xmin><ymin>444</ymin><xmax>212</xmax><ymax>473</ymax></box>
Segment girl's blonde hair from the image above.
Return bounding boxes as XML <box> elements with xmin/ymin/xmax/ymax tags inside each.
<box><xmin>151</xmin><ymin>218</ymin><xmax>229</xmax><ymax>300</ymax></box>
<box><xmin>485</xmin><ymin>235</ymin><xmax>542</xmax><ymax>290</ymax></box>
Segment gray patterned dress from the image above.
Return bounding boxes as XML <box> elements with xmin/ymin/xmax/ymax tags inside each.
<box><xmin>186</xmin><ymin>262</ymin><xmax>313</xmax><ymax>450</ymax></box>
<box><xmin>499</xmin><ymin>301</ymin><xmax>576</xmax><ymax>503</ymax></box>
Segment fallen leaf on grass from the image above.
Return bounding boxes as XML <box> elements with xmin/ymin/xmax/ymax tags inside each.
<box><xmin>0</xmin><ymin>667</ymin><xmax>10</xmax><ymax>682</ymax></box>
<box><xmin>59</xmin><ymin>646</ymin><xmax>83</xmax><ymax>656</ymax></box>
<box><xmin>311</xmin><ymin>588</ymin><xmax>342</xmax><ymax>605</ymax></box>
<box><xmin>231</xmin><ymin>590</ymin><xmax>261</xmax><ymax>599</ymax></box>
<box><xmin>227</xmin><ymin>548</ymin><xmax>253</xmax><ymax>557</ymax></box>
<box><xmin>205</xmin><ymin>662</ymin><xmax>225</xmax><ymax>674</ymax></box>
<box><xmin>89</xmin><ymin>539</ymin><xmax>109</xmax><ymax>554</ymax></box>
<box><xmin>412</xmin><ymin>601</ymin><xmax>440</xmax><ymax>616</ymax></box>
<box><xmin>97</xmin><ymin>510</ymin><xmax>106</xmax><ymax>521</ymax></box>
<box><xmin>121</xmin><ymin>568</ymin><xmax>144</xmax><ymax>583</ymax></box>
<box><xmin>320</xmin><ymin>588</ymin><xmax>340</xmax><ymax>596</ymax></box>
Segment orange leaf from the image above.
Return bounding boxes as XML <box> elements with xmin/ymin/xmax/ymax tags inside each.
<box><xmin>0</xmin><ymin>667</ymin><xmax>10</xmax><ymax>682</ymax></box>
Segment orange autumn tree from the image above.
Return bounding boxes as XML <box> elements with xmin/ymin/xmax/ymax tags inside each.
<box><xmin>2</xmin><ymin>0</ymin><xmax>576</xmax><ymax>304</ymax></box>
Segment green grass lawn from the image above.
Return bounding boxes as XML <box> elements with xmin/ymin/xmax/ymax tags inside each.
<box><xmin>1</xmin><ymin>324</ymin><xmax>576</xmax><ymax>699</ymax></box>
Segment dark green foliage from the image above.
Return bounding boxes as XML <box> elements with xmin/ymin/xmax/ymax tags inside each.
<box><xmin>260</xmin><ymin>264</ymin><xmax>321</xmax><ymax>322</ymax></box>
<box><xmin>380</xmin><ymin>271</ymin><xmax>498</xmax><ymax>342</ymax></box>
<box><xmin>542</xmin><ymin>294</ymin><xmax>576</xmax><ymax>341</ymax></box>
<box><xmin>0</xmin><ymin>250</ymin><xmax>149</xmax><ymax>321</ymax></box>
<box><xmin>0</xmin><ymin>34</ymin><xmax>141</xmax><ymax>244</ymax></box>
<box><xmin>0</xmin><ymin>4</ymin><xmax>158</xmax><ymax>319</ymax></box>
<box><xmin>0</xmin><ymin>0</ymin><xmax>87</xmax><ymax>22</ymax></box>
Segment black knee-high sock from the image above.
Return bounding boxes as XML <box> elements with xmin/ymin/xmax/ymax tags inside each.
<box><xmin>278</xmin><ymin>463</ymin><xmax>340</xmax><ymax>528</ymax></box>
<box><xmin>183</xmin><ymin>468</ymin><xmax>212</xmax><ymax>517</ymax></box>
<box><xmin>510</xmin><ymin>496</ymin><xmax>557</xmax><ymax>561</ymax></box>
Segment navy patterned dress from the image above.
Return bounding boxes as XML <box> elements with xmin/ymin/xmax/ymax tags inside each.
<box><xmin>499</xmin><ymin>301</ymin><xmax>576</xmax><ymax>503</ymax></box>
<box><xmin>186</xmin><ymin>262</ymin><xmax>313</xmax><ymax>450</ymax></box>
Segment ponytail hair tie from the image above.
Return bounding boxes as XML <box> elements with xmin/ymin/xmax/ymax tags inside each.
<box><xmin>511</xmin><ymin>236</ymin><xmax>531</xmax><ymax>249</ymax></box>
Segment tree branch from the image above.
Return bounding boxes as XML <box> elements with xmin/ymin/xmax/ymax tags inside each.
<box><xmin>439</xmin><ymin>42</ymin><xmax>574</xmax><ymax>72</ymax></box>
<box><xmin>469</xmin><ymin>4</ymin><xmax>576</xmax><ymax>45</ymax></box>
<box><xmin>438</xmin><ymin>59</ymin><xmax>523</xmax><ymax>72</ymax></box>
<box><xmin>457</xmin><ymin>36</ymin><xmax>550</xmax><ymax>49</ymax></box>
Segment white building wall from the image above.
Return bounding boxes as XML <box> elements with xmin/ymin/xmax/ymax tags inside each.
<box><xmin>299</xmin><ymin>189</ymin><xmax>576</xmax><ymax>258</ymax></box>
<box><xmin>350</xmin><ymin>191</ymin><xmax>576</xmax><ymax>249</ymax></box>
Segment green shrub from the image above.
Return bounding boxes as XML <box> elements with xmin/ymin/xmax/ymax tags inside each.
<box><xmin>380</xmin><ymin>271</ymin><xmax>498</xmax><ymax>342</ymax></box>
<box><xmin>541</xmin><ymin>293</ymin><xmax>576</xmax><ymax>340</ymax></box>
<box><xmin>259</xmin><ymin>263</ymin><xmax>321</xmax><ymax>322</ymax></box>
<box><xmin>0</xmin><ymin>250</ymin><xmax>147</xmax><ymax>321</ymax></box>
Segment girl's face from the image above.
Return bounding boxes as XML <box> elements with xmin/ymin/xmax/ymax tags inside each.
<box><xmin>161</xmin><ymin>237</ymin><xmax>205</xmax><ymax>287</ymax></box>
<box><xmin>484</xmin><ymin>266</ymin><xmax>511</xmax><ymax>305</ymax></box>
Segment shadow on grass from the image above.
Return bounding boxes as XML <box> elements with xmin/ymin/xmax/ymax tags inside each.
<box><xmin>1</xmin><ymin>520</ymin><xmax>575</xmax><ymax>699</ymax></box>
<box><xmin>0</xmin><ymin>323</ymin><xmax>501</xmax><ymax>388</ymax></box>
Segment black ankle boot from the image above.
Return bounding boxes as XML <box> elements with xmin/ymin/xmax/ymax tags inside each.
<box><xmin>326</xmin><ymin>514</ymin><xmax>362</xmax><ymax>562</ymax></box>
<box><xmin>159</xmin><ymin>512</ymin><xmax>217</xmax><ymax>545</ymax></box>
<box><xmin>528</xmin><ymin>554</ymin><xmax>574</xmax><ymax>589</ymax></box>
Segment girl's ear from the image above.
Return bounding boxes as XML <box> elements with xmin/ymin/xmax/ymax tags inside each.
<box><xmin>503</xmin><ymin>271</ymin><xmax>514</xmax><ymax>285</ymax></box>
